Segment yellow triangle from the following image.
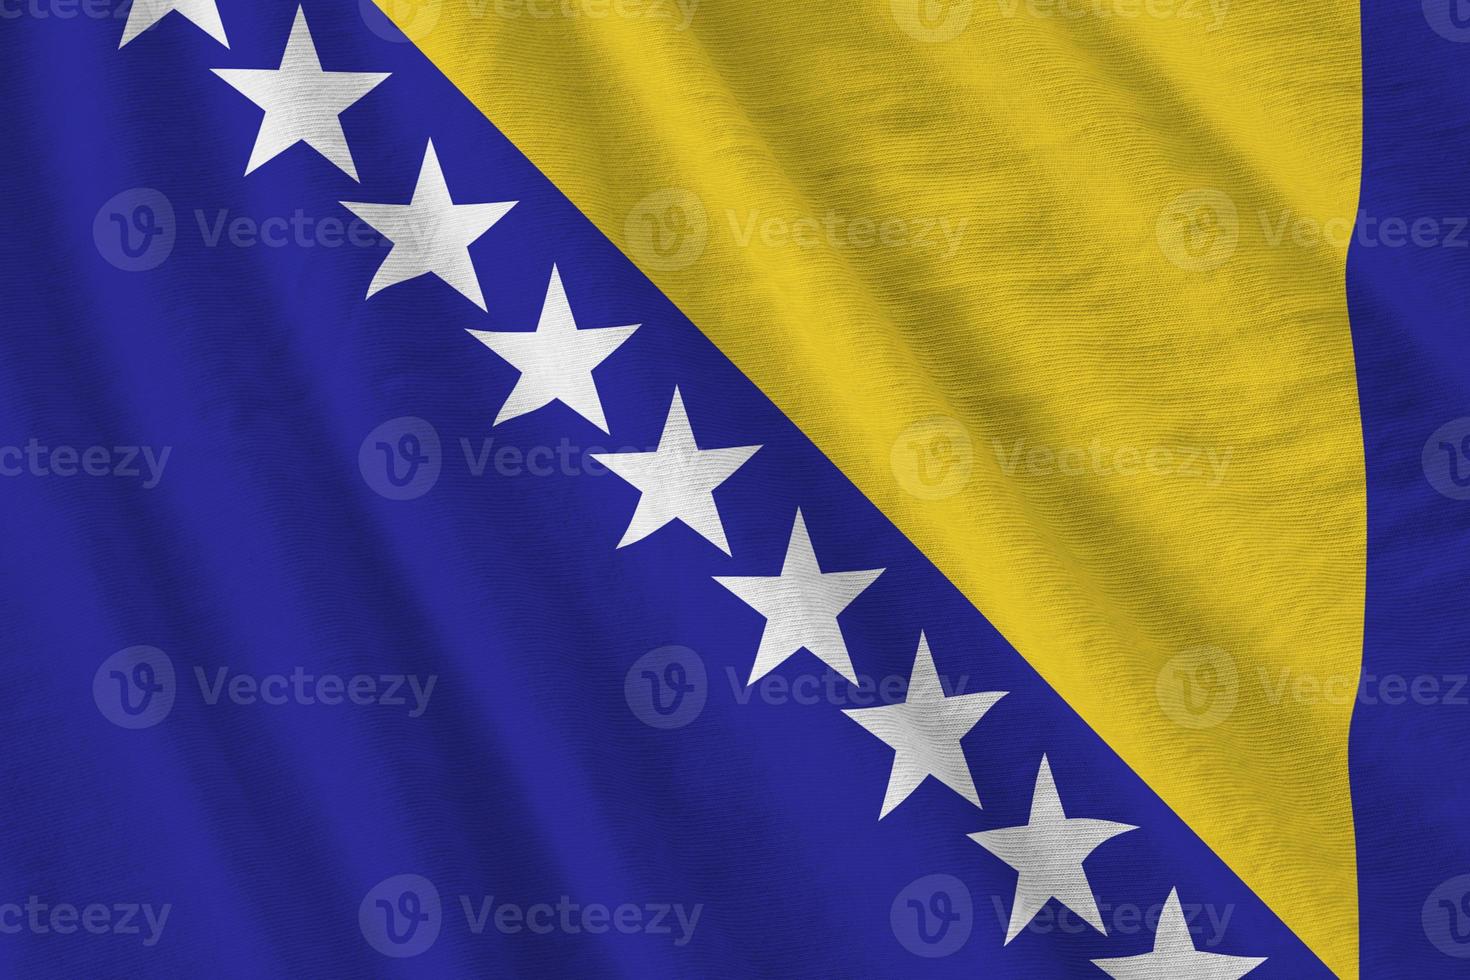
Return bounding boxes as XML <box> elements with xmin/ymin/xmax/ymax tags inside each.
<box><xmin>389</xmin><ymin>2</ymin><xmax>1364</xmax><ymax>973</ymax></box>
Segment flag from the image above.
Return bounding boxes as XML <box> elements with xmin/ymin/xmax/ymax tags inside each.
<box><xmin>0</xmin><ymin>0</ymin><xmax>1459</xmax><ymax>975</ymax></box>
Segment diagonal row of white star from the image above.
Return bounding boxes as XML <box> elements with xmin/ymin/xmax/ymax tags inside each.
<box><xmin>120</xmin><ymin>5</ymin><xmax>1267</xmax><ymax>975</ymax></box>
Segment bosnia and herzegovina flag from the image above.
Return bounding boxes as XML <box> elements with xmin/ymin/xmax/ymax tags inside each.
<box><xmin>0</xmin><ymin>0</ymin><xmax>1465</xmax><ymax>974</ymax></box>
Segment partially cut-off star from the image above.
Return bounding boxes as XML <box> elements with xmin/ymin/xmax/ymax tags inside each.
<box><xmin>212</xmin><ymin>7</ymin><xmax>388</xmax><ymax>179</ymax></box>
<box><xmin>590</xmin><ymin>389</ymin><xmax>759</xmax><ymax>555</ymax></box>
<box><xmin>1092</xmin><ymin>888</ymin><xmax>1266</xmax><ymax>979</ymax></box>
<box><xmin>466</xmin><ymin>265</ymin><xmax>638</xmax><ymax>433</ymax></box>
<box><xmin>341</xmin><ymin>140</ymin><xmax>516</xmax><ymax>310</ymax></box>
<box><xmin>969</xmin><ymin>755</ymin><xmax>1137</xmax><ymax>945</ymax></box>
<box><xmin>714</xmin><ymin>509</ymin><xmax>884</xmax><ymax>685</ymax></box>
<box><xmin>120</xmin><ymin>0</ymin><xmax>228</xmax><ymax>48</ymax></box>
<box><xmin>843</xmin><ymin>633</ymin><xmax>1005</xmax><ymax>817</ymax></box>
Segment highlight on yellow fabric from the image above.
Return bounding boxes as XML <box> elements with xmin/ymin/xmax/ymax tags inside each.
<box><xmin>379</xmin><ymin>0</ymin><xmax>1366</xmax><ymax>972</ymax></box>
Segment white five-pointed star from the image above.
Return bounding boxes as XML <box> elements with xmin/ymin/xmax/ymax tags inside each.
<box><xmin>968</xmin><ymin>755</ymin><xmax>1137</xmax><ymax>945</ymax></box>
<box><xmin>120</xmin><ymin>0</ymin><xmax>228</xmax><ymax>48</ymax></box>
<box><xmin>1092</xmin><ymin>888</ymin><xmax>1266</xmax><ymax>979</ymax></box>
<box><xmin>590</xmin><ymin>389</ymin><xmax>759</xmax><ymax>555</ymax></box>
<box><xmin>466</xmin><ymin>265</ymin><xmax>638</xmax><ymax>433</ymax></box>
<box><xmin>713</xmin><ymin>510</ymin><xmax>884</xmax><ymax>685</ymax></box>
<box><xmin>842</xmin><ymin>633</ymin><xmax>1005</xmax><ymax>818</ymax></box>
<box><xmin>212</xmin><ymin>8</ymin><xmax>388</xmax><ymax>180</ymax></box>
<box><xmin>341</xmin><ymin>140</ymin><xmax>516</xmax><ymax>310</ymax></box>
